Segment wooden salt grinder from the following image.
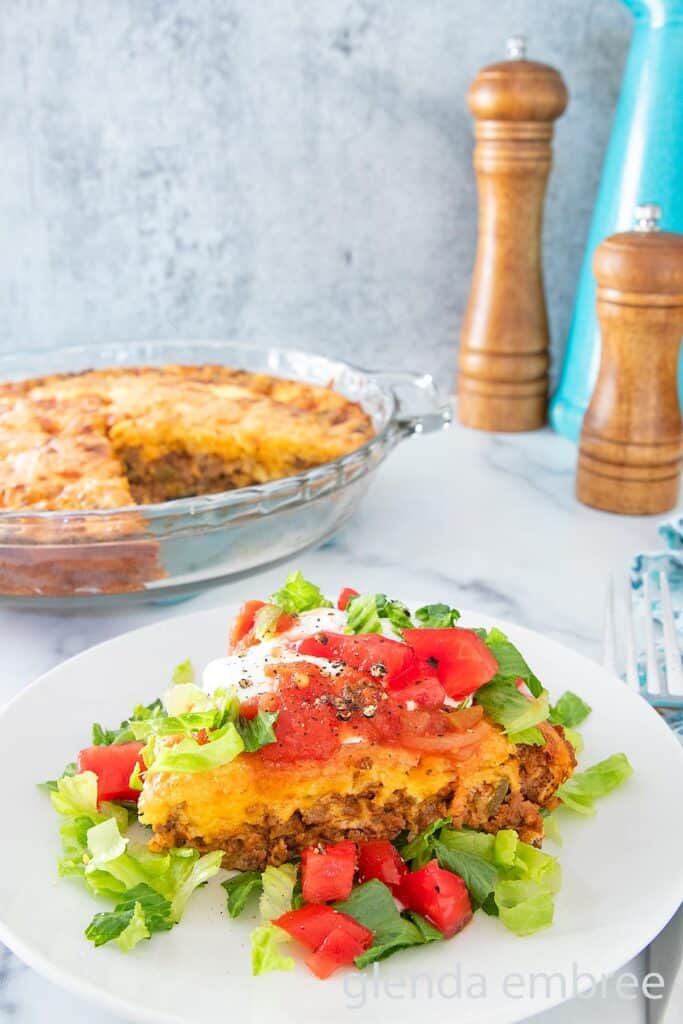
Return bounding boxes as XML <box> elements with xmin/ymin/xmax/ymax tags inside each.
<box><xmin>458</xmin><ymin>36</ymin><xmax>568</xmax><ymax>431</ymax></box>
<box><xmin>576</xmin><ymin>204</ymin><xmax>683</xmax><ymax>515</ymax></box>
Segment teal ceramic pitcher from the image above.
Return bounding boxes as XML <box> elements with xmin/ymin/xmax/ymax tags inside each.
<box><xmin>550</xmin><ymin>0</ymin><xmax>683</xmax><ymax>441</ymax></box>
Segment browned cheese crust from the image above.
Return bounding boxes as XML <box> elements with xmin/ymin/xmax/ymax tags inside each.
<box><xmin>0</xmin><ymin>364</ymin><xmax>374</xmax><ymax>594</ymax></box>
<box><xmin>139</xmin><ymin>720</ymin><xmax>576</xmax><ymax>870</ymax></box>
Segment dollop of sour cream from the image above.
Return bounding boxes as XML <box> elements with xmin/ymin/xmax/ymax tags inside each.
<box><xmin>201</xmin><ymin>606</ymin><xmax>348</xmax><ymax>698</ymax></box>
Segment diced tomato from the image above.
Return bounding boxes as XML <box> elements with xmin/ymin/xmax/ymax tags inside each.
<box><xmin>77</xmin><ymin>742</ymin><xmax>146</xmax><ymax>804</ymax></box>
<box><xmin>448</xmin><ymin>705</ymin><xmax>485</xmax><ymax>730</ymax></box>
<box><xmin>274</xmin><ymin>612</ymin><xmax>297</xmax><ymax>635</ymax></box>
<box><xmin>402</xmin><ymin>628</ymin><xmax>498</xmax><ymax>700</ymax></box>
<box><xmin>306</xmin><ymin>926</ymin><xmax>365</xmax><ymax>979</ymax></box>
<box><xmin>302</xmin><ymin>840</ymin><xmax>357</xmax><ymax>902</ymax></box>
<box><xmin>274</xmin><ymin>903</ymin><xmax>373</xmax><ymax>951</ymax></box>
<box><xmin>260</xmin><ymin>703</ymin><xmax>340</xmax><ymax>763</ymax></box>
<box><xmin>229</xmin><ymin>601</ymin><xmax>298</xmax><ymax>652</ymax></box>
<box><xmin>337</xmin><ymin>587</ymin><xmax>359</xmax><ymax>611</ymax></box>
<box><xmin>397</xmin><ymin>859</ymin><xmax>472</xmax><ymax>938</ymax></box>
<box><xmin>357</xmin><ymin>840</ymin><xmax>408</xmax><ymax>892</ymax></box>
<box><xmin>369</xmin><ymin>702</ymin><xmax>438</xmax><ymax>743</ymax></box>
<box><xmin>390</xmin><ymin>675</ymin><xmax>446</xmax><ymax>709</ymax></box>
<box><xmin>258</xmin><ymin>667</ymin><xmax>341</xmax><ymax>764</ymax></box>
<box><xmin>298</xmin><ymin>632</ymin><xmax>422</xmax><ymax>688</ymax></box>
<box><xmin>238</xmin><ymin>697</ymin><xmax>259</xmax><ymax>720</ymax></box>
<box><xmin>228</xmin><ymin>600</ymin><xmax>266</xmax><ymax>650</ymax></box>
<box><xmin>368</xmin><ymin>702</ymin><xmax>488</xmax><ymax>759</ymax></box>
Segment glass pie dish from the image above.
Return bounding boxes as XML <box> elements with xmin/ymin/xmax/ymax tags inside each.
<box><xmin>0</xmin><ymin>340</ymin><xmax>452</xmax><ymax>608</ymax></box>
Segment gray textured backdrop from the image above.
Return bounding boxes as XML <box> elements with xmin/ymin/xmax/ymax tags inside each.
<box><xmin>0</xmin><ymin>0</ymin><xmax>630</xmax><ymax>388</ymax></box>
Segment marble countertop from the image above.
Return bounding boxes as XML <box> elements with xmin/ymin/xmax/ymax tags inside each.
<box><xmin>0</xmin><ymin>423</ymin><xmax>674</xmax><ymax>1024</ymax></box>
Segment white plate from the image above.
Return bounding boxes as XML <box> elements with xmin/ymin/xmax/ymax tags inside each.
<box><xmin>0</xmin><ymin>605</ymin><xmax>681</xmax><ymax>1024</ymax></box>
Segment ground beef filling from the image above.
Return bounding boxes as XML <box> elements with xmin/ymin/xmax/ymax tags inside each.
<box><xmin>148</xmin><ymin>780</ymin><xmax>547</xmax><ymax>872</ymax></box>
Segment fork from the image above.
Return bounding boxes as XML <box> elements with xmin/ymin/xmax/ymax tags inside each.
<box><xmin>604</xmin><ymin>569</ymin><xmax>683</xmax><ymax>1021</ymax></box>
<box><xmin>603</xmin><ymin>570</ymin><xmax>683</xmax><ymax>735</ymax></box>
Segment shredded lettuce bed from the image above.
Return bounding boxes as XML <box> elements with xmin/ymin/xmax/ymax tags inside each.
<box><xmin>49</xmin><ymin>772</ymin><xmax>223</xmax><ymax>950</ymax></box>
<box><xmin>41</xmin><ymin>569</ymin><xmax>635</xmax><ymax>972</ymax></box>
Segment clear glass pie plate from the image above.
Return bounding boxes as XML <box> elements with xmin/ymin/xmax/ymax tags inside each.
<box><xmin>0</xmin><ymin>340</ymin><xmax>452</xmax><ymax>609</ymax></box>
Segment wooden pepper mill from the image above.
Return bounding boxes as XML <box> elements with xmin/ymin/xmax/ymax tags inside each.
<box><xmin>576</xmin><ymin>204</ymin><xmax>683</xmax><ymax>515</ymax></box>
<box><xmin>458</xmin><ymin>36</ymin><xmax>568</xmax><ymax>431</ymax></box>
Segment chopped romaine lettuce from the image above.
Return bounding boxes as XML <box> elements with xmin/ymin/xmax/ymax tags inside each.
<box><xmin>508</xmin><ymin>726</ymin><xmax>546</xmax><ymax>746</ymax></box>
<box><xmin>336</xmin><ymin>880</ymin><xmax>415</xmax><ymax>944</ymax></box>
<box><xmin>259</xmin><ymin>863</ymin><xmax>298</xmax><ymax>921</ymax></box>
<box><xmin>125</xmin><ymin>688</ymin><xmax>275</xmax><ymax>764</ymax></box>
<box><xmin>376</xmin><ymin>595</ymin><xmax>414</xmax><ymax>632</ymax></box>
<box><xmin>235</xmin><ymin>710</ymin><xmax>279</xmax><ymax>752</ymax></box>
<box><xmin>38</xmin><ymin>761</ymin><xmax>77</xmax><ymax>793</ymax></box>
<box><xmin>475</xmin><ymin>679</ymin><xmax>549</xmax><ymax>735</ymax></box>
<box><xmin>128</xmin><ymin>761</ymin><xmax>143</xmax><ymax>792</ymax></box>
<box><xmin>50</xmin><ymin>771</ymin><xmax>99</xmax><ymax>817</ymax></box>
<box><xmin>436</xmin><ymin>828</ymin><xmax>495</xmax><ymax>861</ymax></box>
<box><xmin>269</xmin><ymin>571</ymin><xmax>332</xmax><ymax>614</ymax></box>
<box><xmin>549</xmin><ymin>691</ymin><xmax>592</xmax><ymax>729</ymax></box>
<box><xmin>493</xmin><ymin>829</ymin><xmax>518</xmax><ymax>867</ymax></box>
<box><xmin>431</xmin><ymin>839</ymin><xmax>498</xmax><ymax>908</ymax></box>
<box><xmin>145</xmin><ymin>723</ymin><xmax>245</xmax><ymax>773</ymax></box>
<box><xmin>222</xmin><ymin>871</ymin><xmax>263</xmax><ymax>918</ymax></box>
<box><xmin>346</xmin><ymin>594</ymin><xmax>383</xmax><ymax>634</ymax></box>
<box><xmin>59</xmin><ymin>816</ymin><xmax>104</xmax><ymax>880</ymax></box>
<box><xmin>557</xmin><ymin>753</ymin><xmax>633</xmax><ymax>815</ymax></box>
<box><xmin>482</xmin><ymin>628</ymin><xmax>543</xmax><ymax>698</ymax></box>
<box><xmin>87</xmin><ymin>817</ymin><xmax>129</xmax><ymax>864</ymax></box>
<box><xmin>168</xmin><ymin>850</ymin><xmax>223</xmax><ymax>922</ymax></box>
<box><xmin>91</xmin><ymin>699</ymin><xmax>165</xmax><ymax>747</ymax></box>
<box><xmin>115</xmin><ymin>901</ymin><xmax>151</xmax><ymax>951</ymax></box>
<box><xmin>512</xmin><ymin>842</ymin><xmax>562</xmax><ymax>894</ymax></box>
<box><xmin>85</xmin><ymin>883</ymin><xmax>173</xmax><ymax>950</ymax></box>
<box><xmin>251</xmin><ymin>924</ymin><xmax>295</xmax><ymax>975</ymax></box>
<box><xmin>336</xmin><ymin>879</ymin><xmax>431</xmax><ymax>965</ymax></box>
<box><xmin>171</xmin><ymin>658</ymin><xmax>195</xmax><ymax>685</ymax></box>
<box><xmin>401</xmin><ymin>822</ymin><xmax>561</xmax><ymax>935</ymax></box>
<box><xmin>162</xmin><ymin>683</ymin><xmax>212</xmax><ymax>717</ymax></box>
<box><xmin>402</xmin><ymin>911</ymin><xmax>443</xmax><ymax>944</ymax></box>
<box><xmin>415</xmin><ymin>603</ymin><xmax>461</xmax><ymax>628</ymax></box>
<box><xmin>131</xmin><ymin>710</ymin><xmax>221</xmax><ymax>741</ymax></box>
<box><xmin>563</xmin><ymin>727</ymin><xmax>584</xmax><ymax>752</ymax></box>
<box><xmin>346</xmin><ymin>592</ymin><xmax>414</xmax><ymax>636</ymax></box>
<box><xmin>86</xmin><ymin>904</ymin><xmax>144</xmax><ymax>949</ymax></box>
<box><xmin>399</xmin><ymin>817</ymin><xmax>452</xmax><ymax>869</ymax></box>
<box><xmin>541</xmin><ymin>810</ymin><xmax>563</xmax><ymax>846</ymax></box>
<box><xmin>494</xmin><ymin>880</ymin><xmax>554</xmax><ymax>936</ymax></box>
<box><xmin>52</xmin><ymin>786</ymin><xmax>223</xmax><ymax>936</ymax></box>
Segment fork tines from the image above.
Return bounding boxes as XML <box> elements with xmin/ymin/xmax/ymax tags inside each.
<box><xmin>606</xmin><ymin>569</ymin><xmax>683</xmax><ymax>709</ymax></box>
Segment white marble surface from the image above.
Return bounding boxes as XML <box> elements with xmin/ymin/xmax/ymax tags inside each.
<box><xmin>0</xmin><ymin>422</ymin><xmax>677</xmax><ymax>1023</ymax></box>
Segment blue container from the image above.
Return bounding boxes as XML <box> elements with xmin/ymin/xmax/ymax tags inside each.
<box><xmin>550</xmin><ymin>0</ymin><xmax>683</xmax><ymax>441</ymax></box>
